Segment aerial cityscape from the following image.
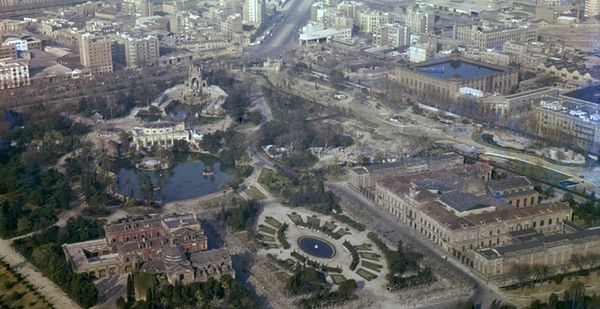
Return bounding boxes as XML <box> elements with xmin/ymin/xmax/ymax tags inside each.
<box><xmin>1</xmin><ymin>0</ymin><xmax>600</xmax><ymax>308</ymax></box>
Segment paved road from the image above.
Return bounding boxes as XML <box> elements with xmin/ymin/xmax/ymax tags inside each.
<box><xmin>326</xmin><ymin>182</ymin><xmax>510</xmax><ymax>308</ymax></box>
<box><xmin>0</xmin><ymin>238</ymin><xmax>82</xmax><ymax>309</ymax></box>
<box><xmin>244</xmin><ymin>0</ymin><xmax>312</xmax><ymax>60</ymax></box>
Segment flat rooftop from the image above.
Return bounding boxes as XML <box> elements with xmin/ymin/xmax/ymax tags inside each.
<box><xmin>415</xmin><ymin>60</ymin><xmax>502</xmax><ymax>81</ymax></box>
<box><xmin>563</xmin><ymin>84</ymin><xmax>600</xmax><ymax>105</ymax></box>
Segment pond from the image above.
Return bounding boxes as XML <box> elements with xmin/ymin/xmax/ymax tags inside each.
<box><xmin>298</xmin><ymin>236</ymin><xmax>336</xmax><ymax>259</ymax></box>
<box><xmin>112</xmin><ymin>153</ymin><xmax>235</xmax><ymax>203</ymax></box>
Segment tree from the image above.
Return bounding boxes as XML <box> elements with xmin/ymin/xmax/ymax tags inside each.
<box><xmin>510</xmin><ymin>264</ymin><xmax>531</xmax><ymax>287</ymax></box>
<box><xmin>564</xmin><ymin>280</ymin><xmax>585</xmax><ymax>309</ymax></box>
<box><xmin>127</xmin><ymin>273</ymin><xmax>135</xmax><ymax>303</ymax></box>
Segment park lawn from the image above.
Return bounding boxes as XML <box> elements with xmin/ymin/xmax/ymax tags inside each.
<box><xmin>496</xmin><ymin>159</ymin><xmax>570</xmax><ymax>186</ymax></box>
<box><xmin>287</xmin><ymin>213</ymin><xmax>304</xmax><ymax>225</ymax></box>
<box><xmin>330</xmin><ymin>274</ymin><xmax>347</xmax><ymax>285</ymax></box>
<box><xmin>361</xmin><ymin>261</ymin><xmax>383</xmax><ymax>272</ymax></box>
<box><xmin>258</xmin><ymin>169</ymin><xmax>297</xmax><ymax>195</ymax></box>
<box><xmin>244</xmin><ymin>186</ymin><xmax>267</xmax><ymax>201</ymax></box>
<box><xmin>359</xmin><ymin>251</ymin><xmax>381</xmax><ymax>261</ymax></box>
<box><xmin>0</xmin><ymin>265</ymin><xmax>51</xmax><ymax>309</ymax></box>
<box><xmin>258</xmin><ymin>224</ymin><xmax>277</xmax><ymax>235</ymax></box>
<box><xmin>307</xmin><ymin>216</ymin><xmax>321</xmax><ymax>227</ymax></box>
<box><xmin>259</xmin><ymin>234</ymin><xmax>276</xmax><ymax>243</ymax></box>
<box><xmin>355</xmin><ymin>244</ymin><xmax>372</xmax><ymax>251</ymax></box>
<box><xmin>356</xmin><ymin>268</ymin><xmax>378</xmax><ymax>281</ymax></box>
<box><xmin>264</xmin><ymin>216</ymin><xmax>283</xmax><ymax>229</ymax></box>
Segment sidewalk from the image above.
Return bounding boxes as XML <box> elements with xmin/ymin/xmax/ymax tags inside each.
<box><xmin>0</xmin><ymin>238</ymin><xmax>81</xmax><ymax>309</ymax></box>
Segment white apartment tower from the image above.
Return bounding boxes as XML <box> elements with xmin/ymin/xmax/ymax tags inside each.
<box><xmin>243</xmin><ymin>0</ymin><xmax>264</xmax><ymax>25</ymax></box>
<box><xmin>586</xmin><ymin>0</ymin><xmax>600</xmax><ymax>17</ymax></box>
<box><xmin>406</xmin><ymin>8</ymin><xmax>434</xmax><ymax>35</ymax></box>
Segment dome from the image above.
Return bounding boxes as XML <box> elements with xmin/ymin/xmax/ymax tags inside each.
<box><xmin>160</xmin><ymin>245</ymin><xmax>187</xmax><ymax>263</ymax></box>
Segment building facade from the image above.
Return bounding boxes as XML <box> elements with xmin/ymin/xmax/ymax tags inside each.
<box><xmin>455</xmin><ymin>24</ymin><xmax>538</xmax><ymax>49</ymax></box>
<box><xmin>243</xmin><ymin>0</ymin><xmax>264</xmax><ymax>25</ymax></box>
<box><xmin>371</xmin><ymin>160</ymin><xmax>573</xmax><ymax>266</ymax></box>
<box><xmin>395</xmin><ymin>54</ymin><xmax>519</xmax><ymax>101</ymax></box>
<box><xmin>0</xmin><ymin>59</ymin><xmax>30</xmax><ymax>89</ymax></box>
<box><xmin>63</xmin><ymin>214</ymin><xmax>215</xmax><ymax>279</ymax></box>
<box><xmin>132</xmin><ymin>121</ymin><xmax>191</xmax><ymax>150</ymax></box>
<box><xmin>586</xmin><ymin>0</ymin><xmax>600</xmax><ymax>17</ymax></box>
<box><xmin>79</xmin><ymin>33</ymin><xmax>113</xmax><ymax>74</ymax></box>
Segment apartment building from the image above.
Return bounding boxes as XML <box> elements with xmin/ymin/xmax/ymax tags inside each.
<box><xmin>79</xmin><ymin>33</ymin><xmax>113</xmax><ymax>74</ymax></box>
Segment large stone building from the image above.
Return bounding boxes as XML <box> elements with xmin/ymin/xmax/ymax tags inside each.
<box><xmin>394</xmin><ymin>54</ymin><xmax>519</xmax><ymax>101</ymax></box>
<box><xmin>79</xmin><ymin>33</ymin><xmax>113</xmax><ymax>75</ymax></box>
<box><xmin>370</xmin><ymin>160</ymin><xmax>573</xmax><ymax>268</ymax></box>
<box><xmin>533</xmin><ymin>89</ymin><xmax>600</xmax><ymax>155</ymax></box>
<box><xmin>474</xmin><ymin>226</ymin><xmax>600</xmax><ymax>285</ymax></box>
<box><xmin>131</xmin><ymin>121</ymin><xmax>193</xmax><ymax>150</ymax></box>
<box><xmin>348</xmin><ymin>153</ymin><xmax>464</xmax><ymax>199</ymax></box>
<box><xmin>454</xmin><ymin>24</ymin><xmax>538</xmax><ymax>49</ymax></box>
<box><xmin>63</xmin><ymin>215</ymin><xmax>205</xmax><ymax>278</ymax></box>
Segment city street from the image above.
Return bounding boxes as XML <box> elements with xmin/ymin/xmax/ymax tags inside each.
<box><xmin>244</xmin><ymin>0</ymin><xmax>312</xmax><ymax>60</ymax></box>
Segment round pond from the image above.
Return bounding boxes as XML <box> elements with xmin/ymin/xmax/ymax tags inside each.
<box><xmin>298</xmin><ymin>236</ymin><xmax>336</xmax><ymax>258</ymax></box>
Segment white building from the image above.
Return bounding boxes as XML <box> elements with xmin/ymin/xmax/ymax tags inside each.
<box><xmin>299</xmin><ymin>22</ymin><xmax>352</xmax><ymax>45</ymax></box>
<box><xmin>406</xmin><ymin>7</ymin><xmax>434</xmax><ymax>35</ymax></box>
<box><xmin>408</xmin><ymin>43</ymin><xmax>435</xmax><ymax>63</ymax></box>
<box><xmin>243</xmin><ymin>0</ymin><xmax>264</xmax><ymax>25</ymax></box>
<box><xmin>0</xmin><ymin>59</ymin><xmax>30</xmax><ymax>90</ymax></box>
<box><xmin>586</xmin><ymin>0</ymin><xmax>600</xmax><ymax>17</ymax></box>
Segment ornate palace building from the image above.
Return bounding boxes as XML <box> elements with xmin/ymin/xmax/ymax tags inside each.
<box><xmin>63</xmin><ymin>214</ymin><xmax>234</xmax><ymax>284</ymax></box>
<box><xmin>349</xmin><ymin>154</ymin><xmax>600</xmax><ymax>285</ymax></box>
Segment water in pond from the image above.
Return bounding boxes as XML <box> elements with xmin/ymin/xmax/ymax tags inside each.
<box><xmin>113</xmin><ymin>154</ymin><xmax>235</xmax><ymax>203</ymax></box>
<box><xmin>298</xmin><ymin>236</ymin><xmax>336</xmax><ymax>258</ymax></box>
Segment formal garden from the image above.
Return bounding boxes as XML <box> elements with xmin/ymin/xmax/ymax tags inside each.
<box><xmin>255</xmin><ymin>205</ymin><xmax>387</xmax><ymax>293</ymax></box>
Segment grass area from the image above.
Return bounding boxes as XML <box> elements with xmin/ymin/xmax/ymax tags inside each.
<box><xmin>287</xmin><ymin>213</ymin><xmax>303</xmax><ymax>225</ymax></box>
<box><xmin>243</xmin><ymin>185</ymin><xmax>267</xmax><ymax>200</ymax></box>
<box><xmin>356</xmin><ymin>268</ymin><xmax>377</xmax><ymax>281</ymax></box>
<box><xmin>264</xmin><ymin>216</ymin><xmax>283</xmax><ymax>229</ymax></box>
<box><xmin>359</xmin><ymin>252</ymin><xmax>381</xmax><ymax>261</ymax></box>
<box><xmin>330</xmin><ymin>274</ymin><xmax>347</xmax><ymax>285</ymax></box>
<box><xmin>355</xmin><ymin>244</ymin><xmax>372</xmax><ymax>251</ymax></box>
<box><xmin>259</xmin><ymin>234</ymin><xmax>276</xmax><ymax>242</ymax></box>
<box><xmin>258</xmin><ymin>224</ymin><xmax>277</xmax><ymax>235</ymax></box>
<box><xmin>494</xmin><ymin>158</ymin><xmax>570</xmax><ymax>186</ymax></box>
<box><xmin>307</xmin><ymin>216</ymin><xmax>320</xmax><ymax>227</ymax></box>
<box><xmin>258</xmin><ymin>169</ymin><xmax>297</xmax><ymax>196</ymax></box>
<box><xmin>361</xmin><ymin>261</ymin><xmax>383</xmax><ymax>272</ymax></box>
<box><xmin>0</xmin><ymin>263</ymin><xmax>51</xmax><ymax>309</ymax></box>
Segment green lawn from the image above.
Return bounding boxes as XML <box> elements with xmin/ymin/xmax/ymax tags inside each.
<box><xmin>244</xmin><ymin>185</ymin><xmax>267</xmax><ymax>200</ymax></box>
<box><xmin>356</xmin><ymin>268</ymin><xmax>378</xmax><ymax>281</ymax></box>
<box><xmin>287</xmin><ymin>213</ymin><xmax>303</xmax><ymax>225</ymax></box>
<box><xmin>330</xmin><ymin>274</ymin><xmax>347</xmax><ymax>285</ymax></box>
<box><xmin>307</xmin><ymin>216</ymin><xmax>321</xmax><ymax>227</ymax></box>
<box><xmin>258</xmin><ymin>224</ymin><xmax>277</xmax><ymax>235</ymax></box>
<box><xmin>359</xmin><ymin>251</ymin><xmax>381</xmax><ymax>261</ymax></box>
<box><xmin>264</xmin><ymin>216</ymin><xmax>283</xmax><ymax>229</ymax></box>
<box><xmin>361</xmin><ymin>261</ymin><xmax>383</xmax><ymax>272</ymax></box>
<box><xmin>0</xmin><ymin>263</ymin><xmax>51</xmax><ymax>309</ymax></box>
<box><xmin>355</xmin><ymin>244</ymin><xmax>372</xmax><ymax>251</ymax></box>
